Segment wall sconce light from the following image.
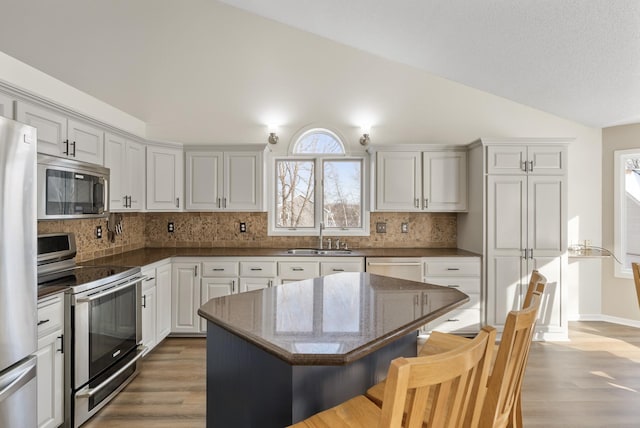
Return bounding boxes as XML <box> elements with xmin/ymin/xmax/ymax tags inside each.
<box><xmin>359</xmin><ymin>124</ymin><xmax>371</xmax><ymax>146</ymax></box>
<box><xmin>268</xmin><ymin>125</ymin><xmax>279</xmax><ymax>145</ymax></box>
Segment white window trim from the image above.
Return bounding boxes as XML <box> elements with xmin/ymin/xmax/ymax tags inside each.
<box><xmin>267</xmin><ymin>154</ymin><xmax>370</xmax><ymax>237</ymax></box>
<box><xmin>614</xmin><ymin>148</ymin><xmax>637</xmax><ymax>278</ymax></box>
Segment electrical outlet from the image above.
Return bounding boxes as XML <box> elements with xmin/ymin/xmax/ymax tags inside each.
<box><xmin>167</xmin><ymin>222</ymin><xmax>175</xmax><ymax>233</ymax></box>
<box><xmin>401</xmin><ymin>223</ymin><xmax>409</xmax><ymax>233</ymax></box>
<box><xmin>376</xmin><ymin>222</ymin><xmax>387</xmax><ymax>233</ymax></box>
<box><xmin>240</xmin><ymin>222</ymin><xmax>247</xmax><ymax>233</ymax></box>
<box><xmin>96</xmin><ymin>225</ymin><xmax>102</xmax><ymax>239</ymax></box>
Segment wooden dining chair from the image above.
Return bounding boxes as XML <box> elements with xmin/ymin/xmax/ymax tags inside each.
<box><xmin>366</xmin><ymin>273</ymin><xmax>546</xmax><ymax>428</ymax></box>
<box><xmin>631</xmin><ymin>263</ymin><xmax>640</xmax><ymax>308</ymax></box>
<box><xmin>287</xmin><ymin>325</ymin><xmax>497</xmax><ymax>428</ymax></box>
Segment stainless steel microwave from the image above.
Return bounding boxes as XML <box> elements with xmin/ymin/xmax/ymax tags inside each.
<box><xmin>37</xmin><ymin>154</ymin><xmax>109</xmax><ymax>220</ymax></box>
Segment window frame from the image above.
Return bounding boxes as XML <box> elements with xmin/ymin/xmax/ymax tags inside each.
<box><xmin>614</xmin><ymin>148</ymin><xmax>640</xmax><ymax>278</ymax></box>
<box><xmin>268</xmin><ymin>128</ymin><xmax>370</xmax><ymax>237</ymax></box>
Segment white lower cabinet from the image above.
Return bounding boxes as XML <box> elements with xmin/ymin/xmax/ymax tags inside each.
<box><xmin>422</xmin><ymin>257</ymin><xmax>482</xmax><ymax>335</ymax></box>
<box><xmin>141</xmin><ymin>273</ymin><xmax>157</xmax><ymax>354</ymax></box>
<box><xmin>36</xmin><ymin>293</ymin><xmax>64</xmax><ymax>428</ymax></box>
<box><xmin>171</xmin><ymin>262</ymin><xmax>201</xmax><ymax>334</ymax></box>
<box><xmin>156</xmin><ymin>263</ymin><xmax>172</xmax><ymax>342</ymax></box>
<box><xmin>278</xmin><ymin>260</ymin><xmax>320</xmax><ymax>284</ymax></box>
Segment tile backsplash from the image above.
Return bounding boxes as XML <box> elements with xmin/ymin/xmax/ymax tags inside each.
<box><xmin>38</xmin><ymin>212</ymin><xmax>456</xmax><ymax>262</ymax></box>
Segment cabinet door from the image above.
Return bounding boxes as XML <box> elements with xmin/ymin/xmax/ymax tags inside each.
<box><xmin>0</xmin><ymin>92</ymin><xmax>14</xmax><ymax>119</ymax></box>
<box><xmin>487</xmin><ymin>175</ymin><xmax>527</xmax><ymax>256</ymax></box>
<box><xmin>16</xmin><ymin>101</ymin><xmax>67</xmax><ymax>157</ymax></box>
<box><xmin>171</xmin><ymin>263</ymin><xmax>200</xmax><ymax>333</ymax></box>
<box><xmin>239</xmin><ymin>277</ymin><xmax>273</xmax><ymax>292</ymax></box>
<box><xmin>67</xmin><ymin>119</ymin><xmax>104</xmax><ymax>164</ymax></box>
<box><xmin>36</xmin><ymin>331</ymin><xmax>63</xmax><ymax>428</ymax></box>
<box><xmin>141</xmin><ymin>283</ymin><xmax>157</xmax><ymax>354</ymax></box>
<box><xmin>104</xmin><ymin>133</ymin><xmax>127</xmax><ymax>210</ymax></box>
<box><xmin>155</xmin><ymin>264</ymin><xmax>172</xmax><ymax>341</ymax></box>
<box><xmin>320</xmin><ymin>260</ymin><xmax>364</xmax><ymax>276</ymax></box>
<box><xmin>422</xmin><ymin>151</ymin><xmax>467</xmax><ymax>211</ymax></box>
<box><xmin>530</xmin><ymin>256</ymin><xmax>563</xmax><ymax>330</ymax></box>
<box><xmin>527</xmin><ymin>145</ymin><xmax>567</xmax><ymax>175</ymax></box>
<box><xmin>225</xmin><ymin>152</ymin><xmax>262</xmax><ymax>211</ymax></box>
<box><xmin>375</xmin><ymin>291</ymin><xmax>421</xmax><ymax>334</ymax></box>
<box><xmin>125</xmin><ymin>141</ymin><xmax>145</xmax><ymax>209</ymax></box>
<box><xmin>200</xmin><ymin>277</ymin><xmax>236</xmax><ymax>331</ymax></box>
<box><xmin>147</xmin><ymin>146</ymin><xmax>184</xmax><ymax>210</ymax></box>
<box><xmin>376</xmin><ymin>152</ymin><xmax>421</xmax><ymax>211</ymax></box>
<box><xmin>528</xmin><ymin>175</ymin><xmax>565</xmax><ymax>255</ymax></box>
<box><xmin>186</xmin><ymin>151</ymin><xmax>223</xmax><ymax>210</ymax></box>
<box><xmin>486</xmin><ymin>146</ymin><xmax>527</xmax><ymax>175</ymax></box>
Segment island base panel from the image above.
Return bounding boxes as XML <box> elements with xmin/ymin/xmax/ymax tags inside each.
<box><xmin>206</xmin><ymin>322</ymin><xmax>417</xmax><ymax>428</ymax></box>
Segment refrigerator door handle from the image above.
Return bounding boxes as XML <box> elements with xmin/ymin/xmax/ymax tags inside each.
<box><xmin>0</xmin><ymin>357</ymin><xmax>36</xmax><ymax>404</ymax></box>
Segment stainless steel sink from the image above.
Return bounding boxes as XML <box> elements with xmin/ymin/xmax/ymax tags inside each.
<box><xmin>286</xmin><ymin>248</ymin><xmax>352</xmax><ymax>255</ymax></box>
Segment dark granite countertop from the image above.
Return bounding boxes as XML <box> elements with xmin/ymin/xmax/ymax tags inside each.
<box><xmin>37</xmin><ymin>285</ymin><xmax>68</xmax><ymax>300</ymax></box>
<box><xmin>84</xmin><ymin>247</ymin><xmax>480</xmax><ymax>268</ymax></box>
<box><xmin>198</xmin><ymin>272</ymin><xmax>469</xmax><ymax>365</ymax></box>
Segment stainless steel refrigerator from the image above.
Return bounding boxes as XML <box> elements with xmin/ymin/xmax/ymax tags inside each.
<box><xmin>0</xmin><ymin>116</ymin><xmax>37</xmax><ymax>427</ymax></box>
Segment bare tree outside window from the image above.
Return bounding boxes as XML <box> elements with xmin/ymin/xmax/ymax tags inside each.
<box><xmin>276</xmin><ymin>160</ymin><xmax>315</xmax><ymax>228</ymax></box>
<box><xmin>323</xmin><ymin>160</ymin><xmax>362</xmax><ymax>228</ymax></box>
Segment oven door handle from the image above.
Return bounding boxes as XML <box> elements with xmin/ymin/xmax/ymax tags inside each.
<box><xmin>75</xmin><ymin>345</ymin><xmax>147</xmax><ymax>399</ymax></box>
<box><xmin>76</xmin><ymin>276</ymin><xmax>144</xmax><ymax>303</ymax></box>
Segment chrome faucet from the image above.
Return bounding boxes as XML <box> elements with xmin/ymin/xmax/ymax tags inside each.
<box><xmin>318</xmin><ymin>222</ymin><xmax>324</xmax><ymax>249</ymax></box>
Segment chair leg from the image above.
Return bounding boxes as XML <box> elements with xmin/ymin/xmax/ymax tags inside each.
<box><xmin>508</xmin><ymin>394</ymin><xmax>524</xmax><ymax>428</ymax></box>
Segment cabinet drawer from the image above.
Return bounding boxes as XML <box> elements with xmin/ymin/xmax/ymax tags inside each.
<box><xmin>203</xmin><ymin>261</ymin><xmax>239</xmax><ymax>277</ymax></box>
<box><xmin>424</xmin><ymin>261</ymin><xmax>480</xmax><ymax>276</ymax></box>
<box><xmin>426</xmin><ymin>308</ymin><xmax>481</xmax><ymax>334</ymax></box>
<box><xmin>37</xmin><ymin>294</ymin><xmax>64</xmax><ymax>338</ymax></box>
<box><xmin>278</xmin><ymin>261</ymin><xmax>320</xmax><ymax>280</ymax></box>
<box><xmin>240</xmin><ymin>261</ymin><xmax>276</xmax><ymax>277</ymax></box>
<box><xmin>320</xmin><ymin>261</ymin><xmax>363</xmax><ymax>276</ymax></box>
<box><xmin>423</xmin><ymin>277</ymin><xmax>480</xmax><ymax>295</ymax></box>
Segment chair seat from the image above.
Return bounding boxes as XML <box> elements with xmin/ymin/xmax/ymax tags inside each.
<box><xmin>288</xmin><ymin>395</ymin><xmax>382</xmax><ymax>428</ymax></box>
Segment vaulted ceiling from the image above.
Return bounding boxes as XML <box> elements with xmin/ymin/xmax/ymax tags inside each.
<box><xmin>0</xmin><ymin>1</ymin><xmax>637</xmax><ymax>144</ymax></box>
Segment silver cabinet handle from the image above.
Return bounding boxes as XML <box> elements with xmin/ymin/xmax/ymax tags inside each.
<box><xmin>142</xmin><ymin>295</ymin><xmax>147</xmax><ymax>308</ymax></box>
<box><xmin>232</xmin><ymin>280</ymin><xmax>235</xmax><ymax>293</ymax></box>
<box><xmin>57</xmin><ymin>334</ymin><xmax>64</xmax><ymax>353</ymax></box>
<box><xmin>144</xmin><ymin>277</ymin><xmax>155</xmax><ymax>282</ymax></box>
<box><xmin>223</xmin><ymin>197</ymin><xmax>227</xmax><ymax>208</ymax></box>
<box><xmin>71</xmin><ymin>141</ymin><xmax>76</xmax><ymax>157</ymax></box>
<box><xmin>521</xmin><ymin>161</ymin><xmax>528</xmax><ymax>172</ymax></box>
<box><xmin>446</xmin><ymin>318</ymin><xmax>460</xmax><ymax>322</ymax></box>
<box><xmin>250</xmin><ymin>267</ymin><xmax>263</xmax><ymax>271</ymax></box>
<box><xmin>446</xmin><ymin>268</ymin><xmax>460</xmax><ymax>271</ymax></box>
<box><xmin>424</xmin><ymin>198</ymin><xmax>428</xmax><ymax>209</ymax></box>
<box><xmin>414</xmin><ymin>198</ymin><xmax>419</xmax><ymax>208</ymax></box>
<box><xmin>268</xmin><ymin>280</ymin><xmax>273</xmax><ymax>287</ymax></box>
<box><xmin>529</xmin><ymin>248</ymin><xmax>533</xmax><ymax>259</ymax></box>
<box><xmin>175</xmin><ymin>197</ymin><xmax>180</xmax><ymax>208</ymax></box>
<box><xmin>292</xmin><ymin>268</ymin><xmax>304</xmax><ymax>271</ymax></box>
<box><xmin>37</xmin><ymin>319</ymin><xmax>50</xmax><ymax>326</ymax></box>
<box><xmin>212</xmin><ymin>268</ymin><xmax>225</xmax><ymax>272</ymax></box>
<box><xmin>529</xmin><ymin>160</ymin><xmax>534</xmax><ymax>172</ymax></box>
<box><xmin>522</xmin><ymin>248</ymin><xmax>528</xmax><ymax>260</ymax></box>
<box><xmin>0</xmin><ymin>357</ymin><xmax>36</xmax><ymax>403</ymax></box>
<box><xmin>332</xmin><ymin>268</ymin><xmax>345</xmax><ymax>272</ymax></box>
<box><xmin>194</xmin><ymin>265</ymin><xmax>198</xmax><ymax>277</ymax></box>
<box><xmin>63</xmin><ymin>139</ymin><xmax>69</xmax><ymax>155</ymax></box>
<box><xmin>217</xmin><ymin>197</ymin><xmax>221</xmax><ymax>208</ymax></box>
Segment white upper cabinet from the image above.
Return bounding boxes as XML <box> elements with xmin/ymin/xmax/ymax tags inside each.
<box><xmin>487</xmin><ymin>144</ymin><xmax>567</xmax><ymax>175</ymax></box>
<box><xmin>16</xmin><ymin>101</ymin><xmax>104</xmax><ymax>165</ymax></box>
<box><xmin>146</xmin><ymin>145</ymin><xmax>184</xmax><ymax>211</ymax></box>
<box><xmin>375</xmin><ymin>149</ymin><xmax>467</xmax><ymax>212</ymax></box>
<box><xmin>422</xmin><ymin>151</ymin><xmax>467</xmax><ymax>211</ymax></box>
<box><xmin>186</xmin><ymin>150</ymin><xmax>263</xmax><ymax>211</ymax></box>
<box><xmin>0</xmin><ymin>93</ymin><xmax>14</xmax><ymax>119</ymax></box>
<box><xmin>105</xmin><ymin>133</ymin><xmax>145</xmax><ymax>210</ymax></box>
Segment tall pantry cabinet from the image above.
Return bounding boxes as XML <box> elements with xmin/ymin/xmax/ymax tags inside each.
<box><xmin>458</xmin><ymin>139</ymin><xmax>570</xmax><ymax>340</ymax></box>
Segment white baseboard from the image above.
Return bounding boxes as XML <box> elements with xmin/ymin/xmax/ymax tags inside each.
<box><xmin>573</xmin><ymin>314</ymin><xmax>640</xmax><ymax>328</ymax></box>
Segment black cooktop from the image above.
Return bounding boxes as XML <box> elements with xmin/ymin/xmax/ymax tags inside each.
<box><xmin>37</xmin><ymin>265</ymin><xmax>138</xmax><ymax>290</ymax></box>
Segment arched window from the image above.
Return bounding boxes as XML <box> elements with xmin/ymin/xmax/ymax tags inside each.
<box><xmin>271</xmin><ymin>127</ymin><xmax>368</xmax><ymax>237</ymax></box>
<box><xmin>292</xmin><ymin>128</ymin><xmax>345</xmax><ymax>154</ymax></box>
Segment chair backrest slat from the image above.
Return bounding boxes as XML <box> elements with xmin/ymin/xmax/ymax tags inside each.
<box><xmin>378</xmin><ymin>325</ymin><xmax>497</xmax><ymax>428</ymax></box>
<box><xmin>631</xmin><ymin>263</ymin><xmax>640</xmax><ymax>308</ymax></box>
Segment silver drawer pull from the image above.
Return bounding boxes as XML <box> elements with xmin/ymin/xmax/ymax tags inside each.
<box><xmin>144</xmin><ymin>277</ymin><xmax>155</xmax><ymax>281</ymax></box>
<box><xmin>446</xmin><ymin>318</ymin><xmax>460</xmax><ymax>322</ymax></box>
<box><xmin>212</xmin><ymin>268</ymin><xmax>225</xmax><ymax>271</ymax></box>
<box><xmin>332</xmin><ymin>268</ymin><xmax>345</xmax><ymax>272</ymax></box>
<box><xmin>292</xmin><ymin>268</ymin><xmax>304</xmax><ymax>271</ymax></box>
<box><xmin>446</xmin><ymin>268</ymin><xmax>460</xmax><ymax>271</ymax></box>
<box><xmin>250</xmin><ymin>268</ymin><xmax>263</xmax><ymax>271</ymax></box>
<box><xmin>37</xmin><ymin>319</ymin><xmax>50</xmax><ymax>326</ymax></box>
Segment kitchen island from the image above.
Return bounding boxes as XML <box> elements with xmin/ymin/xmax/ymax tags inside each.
<box><xmin>197</xmin><ymin>272</ymin><xmax>469</xmax><ymax>428</ymax></box>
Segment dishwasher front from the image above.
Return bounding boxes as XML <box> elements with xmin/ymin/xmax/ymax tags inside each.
<box><xmin>365</xmin><ymin>258</ymin><xmax>423</xmax><ymax>282</ymax></box>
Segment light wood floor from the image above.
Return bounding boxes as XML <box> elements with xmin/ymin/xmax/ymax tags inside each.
<box><xmin>84</xmin><ymin>322</ymin><xmax>640</xmax><ymax>427</ymax></box>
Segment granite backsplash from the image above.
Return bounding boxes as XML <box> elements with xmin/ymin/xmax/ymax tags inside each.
<box><xmin>38</xmin><ymin>212</ymin><xmax>457</xmax><ymax>262</ymax></box>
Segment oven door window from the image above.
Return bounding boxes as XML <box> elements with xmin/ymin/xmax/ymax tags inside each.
<box><xmin>45</xmin><ymin>169</ymin><xmax>105</xmax><ymax>216</ymax></box>
<box><xmin>89</xmin><ymin>284</ymin><xmax>137</xmax><ymax>379</ymax></box>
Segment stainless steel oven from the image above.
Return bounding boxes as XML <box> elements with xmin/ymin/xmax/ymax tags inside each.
<box><xmin>37</xmin><ymin>233</ymin><xmax>145</xmax><ymax>428</ymax></box>
<box><xmin>69</xmin><ymin>273</ymin><xmax>145</xmax><ymax>427</ymax></box>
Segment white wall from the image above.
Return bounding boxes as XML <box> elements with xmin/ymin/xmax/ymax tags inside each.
<box><xmin>0</xmin><ymin>52</ymin><xmax>146</xmax><ymax>137</ymax></box>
